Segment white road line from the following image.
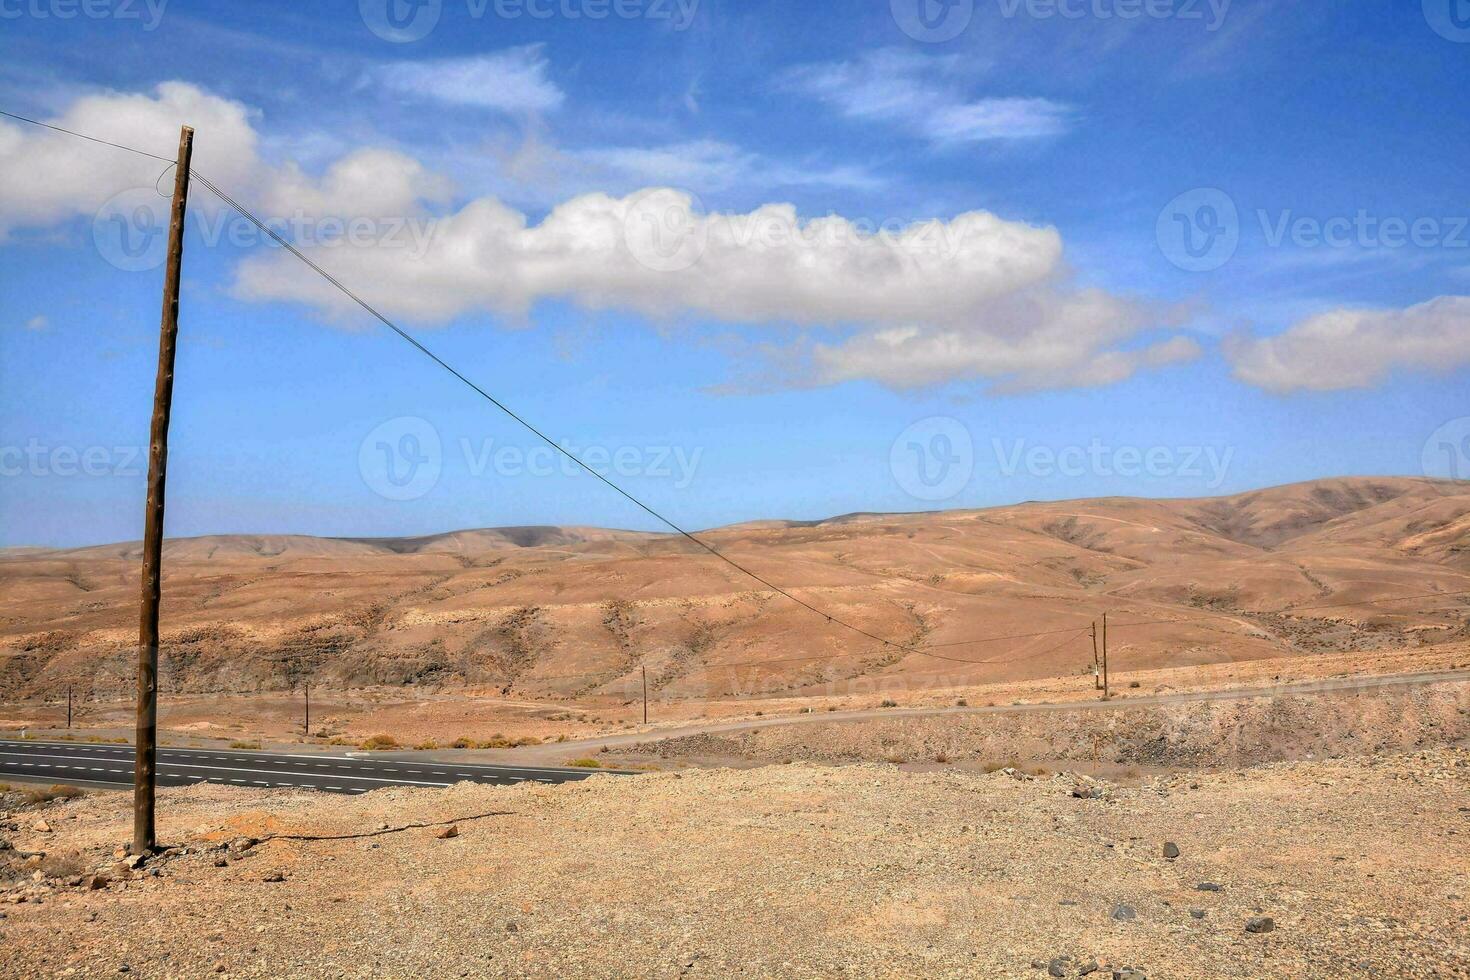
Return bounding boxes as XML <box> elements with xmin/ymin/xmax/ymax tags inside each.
<box><xmin>1</xmin><ymin>751</ymin><xmax>454</xmax><ymax>788</ymax></box>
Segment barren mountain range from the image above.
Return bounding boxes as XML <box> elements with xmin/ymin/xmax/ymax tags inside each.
<box><xmin>2</xmin><ymin>477</ymin><xmax>1467</xmax><ymax>702</ymax></box>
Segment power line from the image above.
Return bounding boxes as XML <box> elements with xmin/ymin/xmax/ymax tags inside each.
<box><xmin>0</xmin><ymin>108</ymin><xmax>175</xmax><ymax>164</ymax></box>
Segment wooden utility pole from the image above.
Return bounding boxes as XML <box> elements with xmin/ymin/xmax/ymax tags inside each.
<box><xmin>134</xmin><ymin>125</ymin><xmax>193</xmax><ymax>856</ymax></box>
<box><xmin>641</xmin><ymin>665</ymin><xmax>649</xmax><ymax>725</ymax></box>
<box><xmin>1101</xmin><ymin>612</ymin><xmax>1110</xmax><ymax>700</ymax></box>
<box><xmin>66</xmin><ymin>685</ymin><xmax>73</xmax><ymax>729</ymax></box>
<box><xmin>1090</xmin><ymin>622</ymin><xmax>1101</xmax><ymax>690</ymax></box>
<box><xmin>304</xmin><ymin>683</ymin><xmax>310</xmax><ymax>737</ymax></box>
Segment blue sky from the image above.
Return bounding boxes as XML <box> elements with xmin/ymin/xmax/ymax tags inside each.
<box><xmin>2</xmin><ymin>0</ymin><xmax>1468</xmax><ymax>547</ymax></box>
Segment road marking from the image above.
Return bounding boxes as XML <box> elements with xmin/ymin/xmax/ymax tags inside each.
<box><xmin>0</xmin><ymin>751</ymin><xmax>455</xmax><ymax>788</ymax></box>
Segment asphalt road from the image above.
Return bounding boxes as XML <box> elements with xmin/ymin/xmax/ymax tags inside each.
<box><xmin>0</xmin><ymin>740</ymin><xmax>628</xmax><ymax>795</ymax></box>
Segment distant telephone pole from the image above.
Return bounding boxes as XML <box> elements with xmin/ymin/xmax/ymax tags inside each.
<box><xmin>1101</xmin><ymin>612</ymin><xmax>1110</xmax><ymax>700</ymax></box>
<box><xmin>134</xmin><ymin>124</ymin><xmax>194</xmax><ymax>856</ymax></box>
<box><xmin>66</xmin><ymin>685</ymin><xmax>73</xmax><ymax>729</ymax></box>
<box><xmin>641</xmin><ymin>665</ymin><xmax>649</xmax><ymax>725</ymax></box>
<box><xmin>1090</xmin><ymin>622</ymin><xmax>1101</xmax><ymax>690</ymax></box>
<box><xmin>304</xmin><ymin>682</ymin><xmax>310</xmax><ymax>737</ymax></box>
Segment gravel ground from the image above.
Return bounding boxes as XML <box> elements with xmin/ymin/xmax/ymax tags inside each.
<box><xmin>629</xmin><ymin>681</ymin><xmax>1470</xmax><ymax>771</ymax></box>
<box><xmin>1</xmin><ymin>750</ymin><xmax>1468</xmax><ymax>978</ymax></box>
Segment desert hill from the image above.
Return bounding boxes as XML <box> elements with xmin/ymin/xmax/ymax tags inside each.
<box><xmin>1</xmin><ymin>477</ymin><xmax>1466</xmax><ymax>701</ymax></box>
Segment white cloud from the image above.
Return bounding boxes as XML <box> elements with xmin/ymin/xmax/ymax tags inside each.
<box><xmin>803</xmin><ymin>296</ymin><xmax>1195</xmax><ymax>393</ymax></box>
<box><xmin>0</xmin><ymin>82</ymin><xmax>261</xmax><ymax>235</ymax></box>
<box><xmin>780</xmin><ymin>50</ymin><xmax>1072</xmax><ymax>145</ymax></box>
<box><xmin>23</xmin><ymin>315</ymin><xmax>49</xmax><ymax>332</ymax></box>
<box><xmin>575</xmin><ymin>140</ymin><xmax>883</xmax><ymax>194</ymax></box>
<box><xmin>375</xmin><ymin>48</ymin><xmax>564</xmax><ymax>114</ymax></box>
<box><xmin>234</xmin><ymin>187</ymin><xmax>1186</xmax><ymax>392</ymax></box>
<box><xmin>1225</xmin><ymin>296</ymin><xmax>1470</xmax><ymax>392</ymax></box>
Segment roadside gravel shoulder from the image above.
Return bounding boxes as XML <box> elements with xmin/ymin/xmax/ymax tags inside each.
<box><xmin>1</xmin><ymin>749</ymin><xmax>1467</xmax><ymax>978</ymax></box>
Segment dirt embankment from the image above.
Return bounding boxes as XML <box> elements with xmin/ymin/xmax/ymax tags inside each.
<box><xmin>634</xmin><ymin>682</ymin><xmax>1470</xmax><ymax>770</ymax></box>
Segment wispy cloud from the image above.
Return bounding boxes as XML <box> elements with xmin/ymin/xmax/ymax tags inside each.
<box><xmin>780</xmin><ymin>49</ymin><xmax>1072</xmax><ymax>145</ymax></box>
<box><xmin>23</xmin><ymin>315</ymin><xmax>49</xmax><ymax>332</ymax></box>
<box><xmin>375</xmin><ymin>47</ymin><xmax>565</xmax><ymax>114</ymax></box>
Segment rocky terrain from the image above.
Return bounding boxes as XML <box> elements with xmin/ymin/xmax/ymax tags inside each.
<box><xmin>1</xmin><ymin>747</ymin><xmax>1467</xmax><ymax>978</ymax></box>
<box><xmin>2</xmin><ymin>477</ymin><xmax>1468</xmax><ymax>708</ymax></box>
<box><xmin>630</xmin><ymin>678</ymin><xmax>1470</xmax><ymax>772</ymax></box>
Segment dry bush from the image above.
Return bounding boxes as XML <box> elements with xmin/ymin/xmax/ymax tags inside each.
<box><xmin>359</xmin><ymin>734</ymin><xmax>400</xmax><ymax>750</ymax></box>
<box><xmin>40</xmin><ymin>851</ymin><xmax>88</xmax><ymax>880</ymax></box>
<box><xmin>569</xmin><ymin>758</ymin><xmax>602</xmax><ymax>768</ymax></box>
<box><xmin>229</xmin><ymin>740</ymin><xmax>262</xmax><ymax>750</ymax></box>
<box><xmin>23</xmin><ymin>784</ymin><xmax>83</xmax><ymax>805</ymax></box>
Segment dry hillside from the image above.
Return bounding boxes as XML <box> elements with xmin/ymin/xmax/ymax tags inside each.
<box><xmin>2</xmin><ymin>477</ymin><xmax>1467</xmax><ymax>703</ymax></box>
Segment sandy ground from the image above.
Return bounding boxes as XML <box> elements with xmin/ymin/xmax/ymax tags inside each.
<box><xmin>1</xmin><ymin>748</ymin><xmax>1467</xmax><ymax>978</ymax></box>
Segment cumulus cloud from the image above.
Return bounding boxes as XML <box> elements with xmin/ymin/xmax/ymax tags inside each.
<box><xmin>0</xmin><ymin>82</ymin><xmax>261</xmax><ymax>235</ymax></box>
<box><xmin>1225</xmin><ymin>296</ymin><xmax>1470</xmax><ymax>392</ymax></box>
<box><xmin>808</xmin><ymin>306</ymin><xmax>1197</xmax><ymax>393</ymax></box>
<box><xmin>234</xmin><ymin>187</ymin><xmax>1186</xmax><ymax>392</ymax></box>
<box><xmin>780</xmin><ymin>50</ymin><xmax>1072</xmax><ymax>144</ymax></box>
<box><xmin>375</xmin><ymin>48</ymin><xmax>564</xmax><ymax>114</ymax></box>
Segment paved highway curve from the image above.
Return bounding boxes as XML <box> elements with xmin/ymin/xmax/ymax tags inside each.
<box><xmin>0</xmin><ymin>740</ymin><xmax>628</xmax><ymax>795</ymax></box>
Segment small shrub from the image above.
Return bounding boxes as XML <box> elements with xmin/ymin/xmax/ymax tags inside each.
<box><xmin>414</xmin><ymin>740</ymin><xmax>439</xmax><ymax>751</ymax></box>
<box><xmin>569</xmin><ymin>758</ymin><xmax>602</xmax><ymax>768</ymax></box>
<box><xmin>884</xmin><ymin>754</ymin><xmax>907</xmax><ymax>765</ymax></box>
<box><xmin>934</xmin><ymin>752</ymin><xmax>950</xmax><ymax>764</ymax></box>
<box><xmin>955</xmin><ymin>699</ymin><xmax>968</xmax><ymax>707</ymax></box>
<box><xmin>229</xmin><ymin>740</ymin><xmax>262</xmax><ymax>750</ymax></box>
<box><xmin>40</xmin><ymin>851</ymin><xmax>88</xmax><ymax>880</ymax></box>
<box><xmin>451</xmin><ymin>736</ymin><xmax>478</xmax><ymax>750</ymax></box>
<box><xmin>1129</xmin><ymin>681</ymin><xmax>1141</xmax><ymax>689</ymax></box>
<box><xmin>880</xmin><ymin>699</ymin><xmax>898</xmax><ymax>709</ymax></box>
<box><xmin>24</xmin><ymin>784</ymin><xmax>83</xmax><ymax>805</ymax></box>
<box><xmin>359</xmin><ymin>734</ymin><xmax>400</xmax><ymax>751</ymax></box>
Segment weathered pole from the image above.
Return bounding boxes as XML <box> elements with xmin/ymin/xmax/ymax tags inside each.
<box><xmin>641</xmin><ymin>665</ymin><xmax>649</xmax><ymax>725</ymax></box>
<box><xmin>1101</xmin><ymin>612</ymin><xmax>1110</xmax><ymax>700</ymax></box>
<box><xmin>304</xmin><ymin>683</ymin><xmax>310</xmax><ymax>737</ymax></box>
<box><xmin>67</xmin><ymin>685</ymin><xmax>73</xmax><ymax>729</ymax></box>
<box><xmin>134</xmin><ymin>125</ymin><xmax>194</xmax><ymax>856</ymax></box>
<box><xmin>1090</xmin><ymin>622</ymin><xmax>1101</xmax><ymax>691</ymax></box>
